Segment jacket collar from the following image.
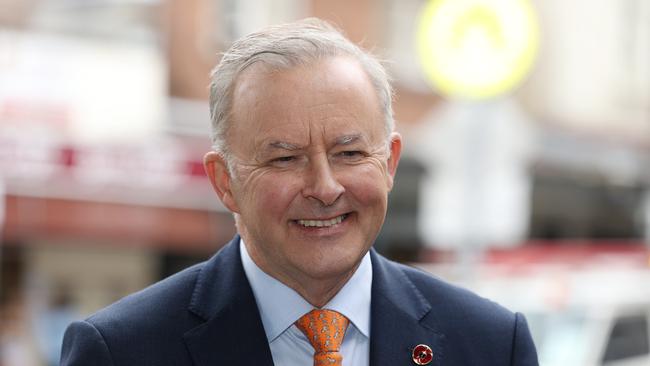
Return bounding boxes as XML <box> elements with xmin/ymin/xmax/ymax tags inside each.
<box><xmin>183</xmin><ymin>235</ymin><xmax>274</xmax><ymax>366</ymax></box>
<box><xmin>182</xmin><ymin>236</ymin><xmax>445</xmax><ymax>366</ymax></box>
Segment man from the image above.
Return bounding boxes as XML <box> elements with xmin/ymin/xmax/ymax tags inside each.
<box><xmin>61</xmin><ymin>18</ymin><xmax>538</xmax><ymax>366</ymax></box>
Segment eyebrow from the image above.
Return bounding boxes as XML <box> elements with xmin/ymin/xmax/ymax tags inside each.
<box><xmin>260</xmin><ymin>133</ymin><xmax>366</xmax><ymax>155</ymax></box>
<box><xmin>257</xmin><ymin>141</ymin><xmax>303</xmax><ymax>158</ymax></box>
<box><xmin>267</xmin><ymin>141</ymin><xmax>301</xmax><ymax>151</ymax></box>
<box><xmin>335</xmin><ymin>134</ymin><xmax>364</xmax><ymax>146</ymax></box>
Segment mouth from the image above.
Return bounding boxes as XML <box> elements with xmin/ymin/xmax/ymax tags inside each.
<box><xmin>295</xmin><ymin>213</ymin><xmax>349</xmax><ymax>228</ymax></box>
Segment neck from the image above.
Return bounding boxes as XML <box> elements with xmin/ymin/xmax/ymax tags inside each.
<box><xmin>289</xmin><ymin>269</ymin><xmax>358</xmax><ymax>308</ymax></box>
<box><xmin>241</xmin><ymin>236</ymin><xmax>359</xmax><ymax>308</ymax></box>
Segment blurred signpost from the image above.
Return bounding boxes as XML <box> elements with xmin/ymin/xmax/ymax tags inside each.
<box><xmin>417</xmin><ymin>0</ymin><xmax>538</xmax><ymax>100</ymax></box>
<box><xmin>416</xmin><ymin>0</ymin><xmax>539</xmax><ymax>274</ymax></box>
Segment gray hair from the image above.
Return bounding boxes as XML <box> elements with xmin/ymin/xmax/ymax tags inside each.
<box><xmin>208</xmin><ymin>18</ymin><xmax>394</xmax><ymax>160</ymax></box>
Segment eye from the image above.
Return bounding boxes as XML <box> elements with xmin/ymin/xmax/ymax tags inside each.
<box><xmin>269</xmin><ymin>155</ymin><xmax>297</xmax><ymax>167</ymax></box>
<box><xmin>338</xmin><ymin>151</ymin><xmax>363</xmax><ymax>158</ymax></box>
<box><xmin>273</xmin><ymin>156</ymin><xmax>295</xmax><ymax>162</ymax></box>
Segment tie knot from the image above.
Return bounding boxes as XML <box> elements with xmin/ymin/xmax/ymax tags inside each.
<box><xmin>295</xmin><ymin>309</ymin><xmax>349</xmax><ymax>354</ymax></box>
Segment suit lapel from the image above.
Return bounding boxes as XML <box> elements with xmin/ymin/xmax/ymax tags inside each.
<box><xmin>183</xmin><ymin>236</ymin><xmax>274</xmax><ymax>366</ymax></box>
<box><xmin>181</xmin><ymin>239</ymin><xmax>445</xmax><ymax>366</ymax></box>
<box><xmin>369</xmin><ymin>250</ymin><xmax>445</xmax><ymax>366</ymax></box>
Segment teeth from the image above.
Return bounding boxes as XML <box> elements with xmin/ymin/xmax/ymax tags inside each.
<box><xmin>298</xmin><ymin>214</ymin><xmax>346</xmax><ymax>227</ymax></box>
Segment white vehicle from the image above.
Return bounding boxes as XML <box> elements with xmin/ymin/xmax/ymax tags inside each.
<box><xmin>528</xmin><ymin>301</ymin><xmax>650</xmax><ymax>365</ymax></box>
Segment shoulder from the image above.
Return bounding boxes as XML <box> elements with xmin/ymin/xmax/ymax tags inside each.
<box><xmin>61</xmin><ymin>238</ymin><xmax>246</xmax><ymax>365</ymax></box>
<box><xmin>61</xmin><ymin>262</ymin><xmax>206</xmax><ymax>366</ymax></box>
<box><xmin>375</xmin><ymin>254</ymin><xmax>516</xmax><ymax>325</ymax></box>
<box><xmin>85</xmin><ymin>235</ymin><xmax>243</xmax><ymax>332</ymax></box>
<box><xmin>87</xmin><ymin>261</ymin><xmax>204</xmax><ymax>332</ymax></box>
<box><xmin>399</xmin><ymin>261</ymin><xmax>515</xmax><ymax>323</ymax></box>
<box><xmin>376</xmin><ymin>257</ymin><xmax>538</xmax><ymax>364</ymax></box>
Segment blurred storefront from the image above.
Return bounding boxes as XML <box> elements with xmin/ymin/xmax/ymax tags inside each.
<box><xmin>0</xmin><ymin>1</ymin><xmax>232</xmax><ymax>364</ymax></box>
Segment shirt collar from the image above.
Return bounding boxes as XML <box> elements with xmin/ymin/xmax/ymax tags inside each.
<box><xmin>239</xmin><ymin>239</ymin><xmax>372</xmax><ymax>342</ymax></box>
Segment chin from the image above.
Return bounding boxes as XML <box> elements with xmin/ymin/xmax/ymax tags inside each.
<box><xmin>300</xmin><ymin>254</ymin><xmax>362</xmax><ymax>281</ymax></box>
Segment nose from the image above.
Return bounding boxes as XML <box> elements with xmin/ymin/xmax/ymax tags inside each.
<box><xmin>302</xmin><ymin>155</ymin><xmax>345</xmax><ymax>206</ymax></box>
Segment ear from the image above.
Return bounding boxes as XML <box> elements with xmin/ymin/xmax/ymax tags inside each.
<box><xmin>385</xmin><ymin>132</ymin><xmax>402</xmax><ymax>191</ymax></box>
<box><xmin>203</xmin><ymin>151</ymin><xmax>240</xmax><ymax>213</ymax></box>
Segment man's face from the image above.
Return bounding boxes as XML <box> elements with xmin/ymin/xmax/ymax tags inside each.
<box><xmin>206</xmin><ymin>56</ymin><xmax>401</xmax><ymax>288</ymax></box>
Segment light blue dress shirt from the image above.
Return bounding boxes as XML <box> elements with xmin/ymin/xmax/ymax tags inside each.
<box><xmin>240</xmin><ymin>240</ymin><xmax>372</xmax><ymax>366</ymax></box>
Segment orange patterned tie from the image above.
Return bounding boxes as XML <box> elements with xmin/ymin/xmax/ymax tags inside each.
<box><xmin>295</xmin><ymin>309</ymin><xmax>349</xmax><ymax>366</ymax></box>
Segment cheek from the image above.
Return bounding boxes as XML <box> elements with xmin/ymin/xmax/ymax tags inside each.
<box><xmin>246</xmin><ymin>174</ymin><xmax>303</xmax><ymax>217</ymax></box>
<box><xmin>341</xmin><ymin>165</ymin><xmax>390</xmax><ymax>207</ymax></box>
<box><xmin>353</xmin><ymin>184</ymin><xmax>388</xmax><ymax>211</ymax></box>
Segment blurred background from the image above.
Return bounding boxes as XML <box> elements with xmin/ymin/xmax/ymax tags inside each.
<box><xmin>0</xmin><ymin>0</ymin><xmax>649</xmax><ymax>365</ymax></box>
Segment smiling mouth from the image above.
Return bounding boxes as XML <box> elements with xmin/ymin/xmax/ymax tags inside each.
<box><xmin>296</xmin><ymin>214</ymin><xmax>349</xmax><ymax>228</ymax></box>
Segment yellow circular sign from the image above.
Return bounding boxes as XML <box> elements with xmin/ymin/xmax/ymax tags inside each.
<box><xmin>417</xmin><ymin>0</ymin><xmax>539</xmax><ymax>99</ymax></box>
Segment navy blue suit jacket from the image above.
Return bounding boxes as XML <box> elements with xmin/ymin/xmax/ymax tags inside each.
<box><xmin>61</xmin><ymin>236</ymin><xmax>538</xmax><ymax>365</ymax></box>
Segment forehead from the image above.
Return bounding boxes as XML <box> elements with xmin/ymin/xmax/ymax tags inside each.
<box><xmin>228</xmin><ymin>57</ymin><xmax>385</xmax><ymax>150</ymax></box>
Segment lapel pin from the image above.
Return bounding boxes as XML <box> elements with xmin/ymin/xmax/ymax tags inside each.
<box><xmin>412</xmin><ymin>344</ymin><xmax>433</xmax><ymax>365</ymax></box>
